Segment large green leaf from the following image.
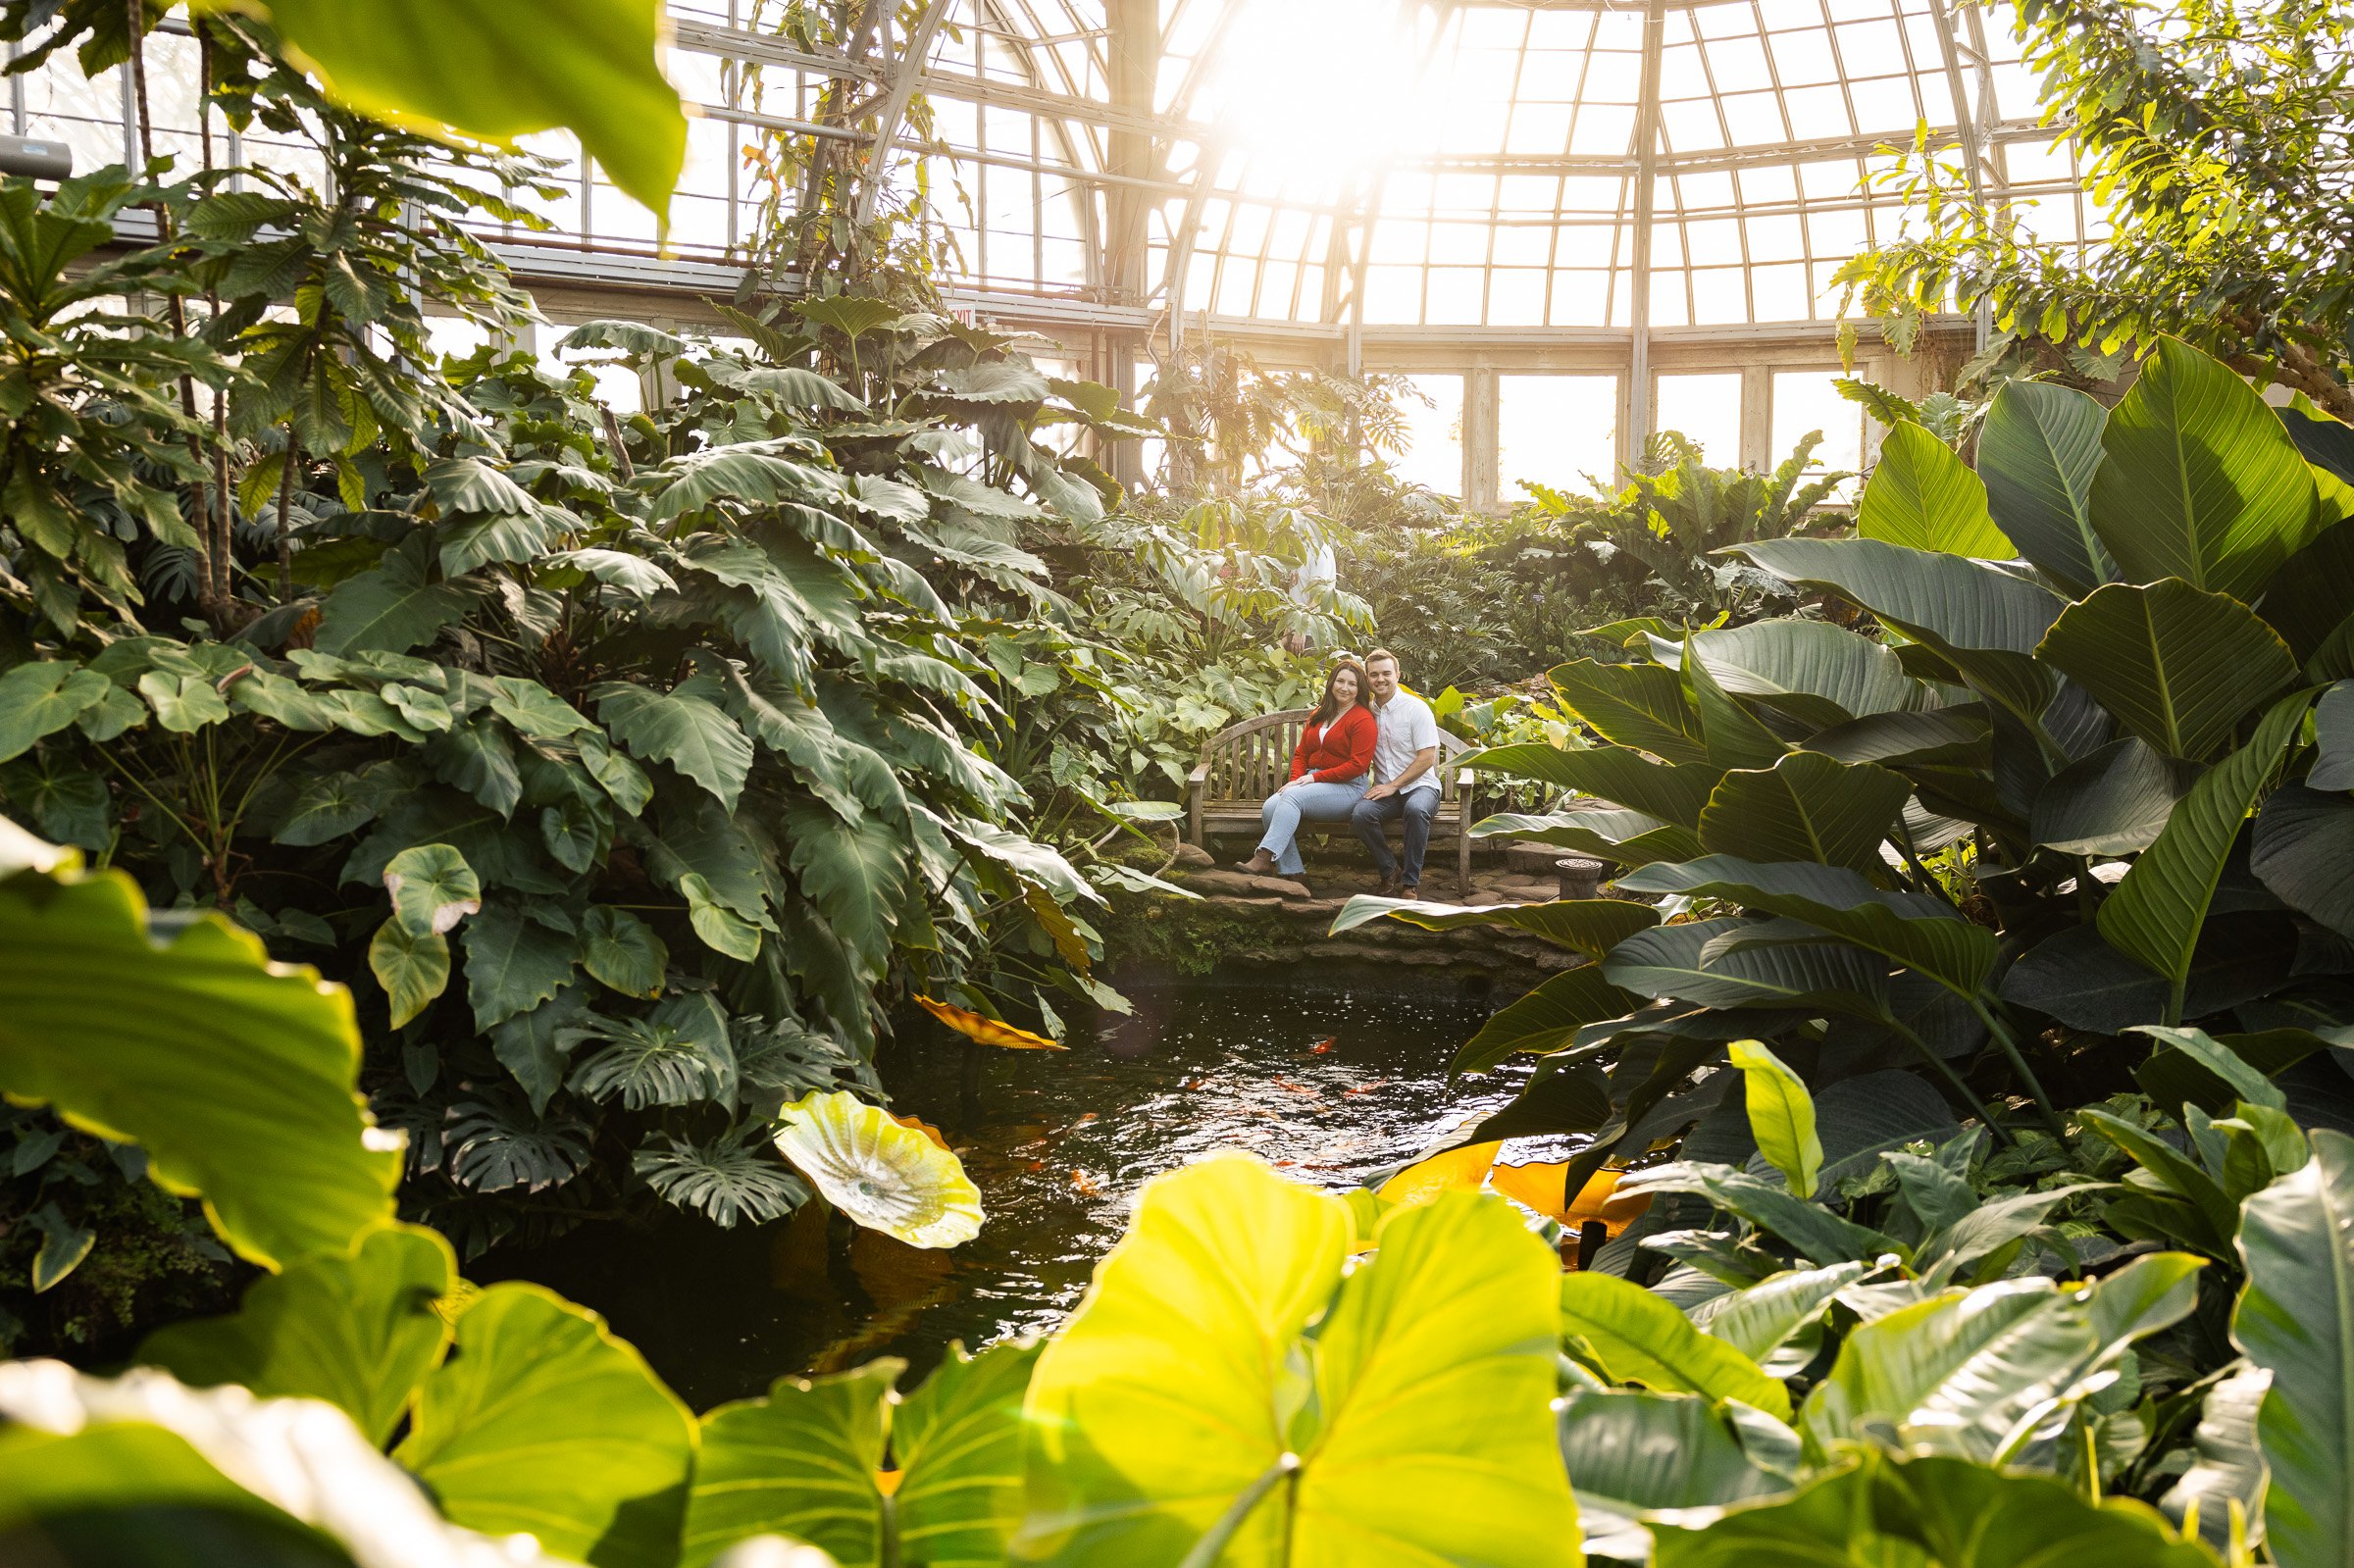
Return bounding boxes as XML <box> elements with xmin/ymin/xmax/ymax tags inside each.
<box><xmin>1554</xmin><ymin>1390</ymin><xmax>1787</xmax><ymax>1558</ymax></box>
<box><xmin>581</xmin><ymin>904</ymin><xmax>668</xmax><ymax>998</ymax></box>
<box><xmin>1859</xmin><ymin>421</ymin><xmax>2015</xmax><ymax>558</ymax></box>
<box><xmin>1328</xmin><ymin>894</ymin><xmax>1659</xmax><ymax>955</ymax></box>
<box><xmin>1651</xmin><ymin>1453</ymin><xmax>2217</xmax><ymax>1568</ymax></box>
<box><xmin>1468</xmin><ymin>807</ymin><xmax>1707</xmax><ymax>869</ymax></box>
<box><xmin>1681</xmin><ymin>620</ymin><xmax>1929</xmax><ymax>729</ymax></box>
<box><xmin>2031</xmin><ymin>737</ymin><xmax>2203</xmax><ymax>856</ymax></box>
<box><xmin>395</xmin><ymin>1283</ymin><xmax>695</xmax><ymax>1568</ymax></box>
<box><xmin>382</xmin><ymin>842</ymin><xmax>480</xmax><ymax>936</ymax></box>
<box><xmin>248</xmin><ymin>0</ymin><xmax>685</xmax><ymax>216</ymax></box>
<box><xmin>0</xmin><ymin>661</ymin><xmax>111</xmax><ymax>763</ymax></box>
<box><xmin>1684</xmin><ymin>630</ymin><xmax>1790</xmax><ymax>771</ymax></box>
<box><xmin>684</xmin><ymin>1359</ymin><xmax>897</xmax><ymax>1568</ymax></box>
<box><xmin>460</xmin><ymin>903</ymin><xmax>582</xmax><ymax>1032</ymax></box>
<box><xmin>1450</xmin><ymin>963</ymin><xmax>1638</xmax><ymax>1075</ymax></box>
<box><xmin>2099</xmin><ymin>691</ymin><xmax>2310</xmax><ymax>1000</ymax></box>
<box><xmin>1604</xmin><ymin>919</ymin><xmax>1892</xmax><ymax>1015</ymax></box>
<box><xmin>367</xmin><ymin>918</ymin><xmax>448</xmax><ymax>1029</ymax></box>
<box><xmin>1621</xmin><ymin>1161</ymin><xmax>1896</xmax><ymax>1266</ymax></box>
<box><xmin>136</xmin><ymin>1223</ymin><xmax>455</xmax><ymax>1445</ymax></box>
<box><xmin>1014</xmin><ymin>1157</ymin><xmax>1577</xmax><ymax>1567</ymax></box>
<box><xmin>312</xmin><ymin>536</ymin><xmax>475</xmax><ymax>658</ymax></box>
<box><xmin>1546</xmin><ymin>659</ymin><xmax>1710</xmax><ymax>763</ymax></box>
<box><xmin>1800</xmin><ymin>1253</ymin><xmax>2203</xmax><ymax>1463</ymax></box>
<box><xmin>1458</xmin><ymin>742</ymin><xmax>1720</xmax><ymax>827</ymax></box>
<box><xmin>0</xmin><ymin>1363</ymin><xmax>582</xmax><ymax>1568</ymax></box>
<box><xmin>1616</xmin><ymin>855</ymin><xmax>1998</xmax><ymax>996</ymax></box>
<box><xmin>1735</xmin><ymin>536</ymin><xmax>2065</xmax><ymax>723</ymax></box>
<box><xmin>1692</xmin><ymin>1261</ymin><xmax>1868</xmax><ymax>1367</ymax></box>
<box><xmin>591</xmin><ymin>682</ymin><xmax>754</xmax><ymax>811</ymax></box>
<box><xmin>1561</xmin><ymin>1271</ymin><xmax>1793</xmax><ymax>1419</ymax></box>
<box><xmin>893</xmin><ymin>1340</ymin><xmax>1044</xmax><ymax>1568</ymax></box>
<box><xmin>786</xmin><ymin>802</ymin><xmax>910</xmax><ymax>976</ymax></box>
<box><xmin>2089</xmin><ymin>337</ymin><xmax>2321</xmax><ymax>603</ymax></box>
<box><xmin>2162</xmin><ymin>1363</ymin><xmax>2273</xmax><ymax>1553</ymax></box>
<box><xmin>2313</xmin><ymin>683</ymin><xmax>2354</xmax><ymax>790</ymax></box>
<box><xmin>0</xmin><ymin>844</ymin><xmax>399</xmax><ymax>1270</ymax></box>
<box><xmin>2253</xmin><ymin>784</ymin><xmax>2354</xmax><ymax>940</ymax></box>
<box><xmin>1728</xmin><ymin>1038</ymin><xmax>1821</xmax><ymax>1198</ymax></box>
<box><xmin>1696</xmin><ymin>751</ymin><xmax>1911</xmax><ymax>873</ymax></box>
<box><xmin>2037</xmin><ymin>581</ymin><xmax>2297</xmax><ymax>761</ymax></box>
<box><xmin>2232</xmin><ymin>1126</ymin><xmax>2354</xmax><ymax>1568</ymax></box>
<box><xmin>1978</xmin><ymin>377</ymin><xmax>2117</xmax><ymax>594</ymax></box>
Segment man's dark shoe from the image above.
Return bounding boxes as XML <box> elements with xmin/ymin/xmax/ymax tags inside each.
<box><xmin>1376</xmin><ymin>872</ymin><xmax>1404</xmax><ymax>897</ymax></box>
<box><xmin>1400</xmin><ymin>884</ymin><xmax>1420</xmax><ymax>901</ymax></box>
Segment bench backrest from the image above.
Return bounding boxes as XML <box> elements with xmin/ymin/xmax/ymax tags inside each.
<box><xmin>1196</xmin><ymin>706</ymin><xmax>1470</xmax><ymax>805</ymax></box>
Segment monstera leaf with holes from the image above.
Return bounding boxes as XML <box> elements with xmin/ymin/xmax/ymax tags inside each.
<box><xmin>1447</xmin><ymin>337</ymin><xmax>2354</xmax><ymax>1209</ymax></box>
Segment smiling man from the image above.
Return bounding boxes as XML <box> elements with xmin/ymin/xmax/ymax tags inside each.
<box><xmin>1350</xmin><ymin>647</ymin><xmax>1442</xmax><ymax>899</ymax></box>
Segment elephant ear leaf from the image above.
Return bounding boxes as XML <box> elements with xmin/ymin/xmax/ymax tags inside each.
<box><xmin>1727</xmin><ymin>1039</ymin><xmax>1821</xmax><ymax>1198</ymax></box>
<box><xmin>2230</xmin><ymin>1127</ymin><xmax>2354</xmax><ymax>1568</ymax></box>
<box><xmin>1858</xmin><ymin>421</ymin><xmax>2015</xmax><ymax>559</ymax></box>
<box><xmin>2089</xmin><ymin>336</ymin><xmax>2321</xmax><ymax>603</ymax></box>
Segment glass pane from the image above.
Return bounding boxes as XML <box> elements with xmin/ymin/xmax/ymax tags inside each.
<box><xmin>1770</xmin><ymin>370</ymin><xmax>1868</xmax><ymax>500</ymax></box>
<box><xmin>1500</xmin><ymin>375</ymin><xmax>1619</xmax><ymax>501</ymax></box>
<box><xmin>1392</xmin><ymin>374</ymin><xmax>1466</xmax><ymax>497</ymax></box>
<box><xmin>1655</xmin><ymin>373</ymin><xmax>1743</xmax><ymax>467</ymax></box>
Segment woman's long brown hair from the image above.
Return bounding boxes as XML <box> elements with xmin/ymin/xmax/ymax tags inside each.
<box><xmin>1307</xmin><ymin>658</ymin><xmax>1369</xmax><ymax>731</ymax></box>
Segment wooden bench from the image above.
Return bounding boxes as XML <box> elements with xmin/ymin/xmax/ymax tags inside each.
<box><xmin>1186</xmin><ymin>707</ymin><xmax>1477</xmax><ymax>891</ymax></box>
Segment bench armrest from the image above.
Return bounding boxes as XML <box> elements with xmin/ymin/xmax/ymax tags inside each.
<box><xmin>1187</xmin><ymin>764</ymin><xmax>1208</xmax><ymax>785</ymax></box>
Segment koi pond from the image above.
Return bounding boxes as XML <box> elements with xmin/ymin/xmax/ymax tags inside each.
<box><xmin>485</xmin><ymin>972</ymin><xmax>1550</xmax><ymax>1409</ymax></box>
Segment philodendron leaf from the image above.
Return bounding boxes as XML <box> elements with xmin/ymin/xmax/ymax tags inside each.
<box><xmin>1858</xmin><ymin>420</ymin><xmax>2015</xmax><ymax>558</ymax></box>
<box><xmin>2253</xmin><ymin>784</ymin><xmax>2354</xmax><ymax>940</ymax></box>
<box><xmin>0</xmin><ymin>661</ymin><xmax>112</xmax><ymax>764</ymax></box>
<box><xmin>1799</xmin><ymin>1252</ymin><xmax>2203</xmax><ymax>1463</ymax></box>
<box><xmin>2037</xmin><ymin>580</ymin><xmax>2298</xmax><ymax>762</ymax></box>
<box><xmin>382</xmin><ymin>843</ymin><xmax>481</xmax><ymax>936</ymax></box>
<box><xmin>590</xmin><ymin>681</ymin><xmax>755</xmax><ymax>811</ymax></box>
<box><xmin>1560</xmin><ymin>1271</ymin><xmax>1793</xmax><ymax>1420</ymax></box>
<box><xmin>1555</xmin><ymin>1389</ymin><xmax>1789</xmax><ymax>1558</ymax></box>
<box><xmin>1014</xmin><ymin>1156</ymin><xmax>1577</xmax><ymax>1567</ymax></box>
<box><xmin>1650</xmin><ymin>1453</ymin><xmax>2217</xmax><ymax>1568</ymax></box>
<box><xmin>0</xmin><ymin>836</ymin><xmax>400</xmax><ymax>1270</ymax></box>
<box><xmin>1468</xmin><ymin>807</ymin><xmax>1707</xmax><ymax>870</ymax></box>
<box><xmin>395</xmin><ymin>1283</ymin><xmax>696</xmax><ymax>1568</ymax></box>
<box><xmin>1621</xmin><ymin>1161</ymin><xmax>1897</xmax><ymax>1267</ymax></box>
<box><xmin>682</xmin><ymin>1340</ymin><xmax>1042</xmax><ymax>1568</ymax></box>
<box><xmin>1544</xmin><ymin>658</ymin><xmax>1711</xmax><ymax>764</ymax></box>
<box><xmin>2089</xmin><ymin>335</ymin><xmax>2321</xmax><ymax>603</ymax></box>
<box><xmin>2031</xmin><ymin>737</ymin><xmax>2204</xmax><ymax>857</ymax></box>
<box><xmin>2098</xmin><ymin>691</ymin><xmax>2310</xmax><ymax>1001</ymax></box>
<box><xmin>1691</xmin><ymin>1261</ymin><xmax>1868</xmax><ymax>1368</ymax></box>
<box><xmin>581</xmin><ymin>904</ymin><xmax>667</xmax><ymax>998</ymax></box>
<box><xmin>1727</xmin><ymin>1039</ymin><xmax>1820</xmax><ymax>1198</ymax></box>
<box><xmin>1456</xmin><ymin>741</ymin><xmax>1720</xmax><ymax>827</ymax></box>
<box><xmin>2231</xmin><ymin>1127</ymin><xmax>2354</xmax><ymax>1568</ymax></box>
<box><xmin>369</xmin><ymin>919</ymin><xmax>449</xmax><ymax>1030</ymax></box>
<box><xmin>137</xmin><ymin>1222</ymin><xmax>455</xmax><ymax>1446</ymax></box>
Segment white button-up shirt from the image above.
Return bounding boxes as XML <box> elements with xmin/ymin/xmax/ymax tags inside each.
<box><xmin>1370</xmin><ymin>689</ymin><xmax>1442</xmax><ymax>795</ymax></box>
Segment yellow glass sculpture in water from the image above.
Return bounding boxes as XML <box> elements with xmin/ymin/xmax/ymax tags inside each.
<box><xmin>773</xmin><ymin>1089</ymin><xmax>984</xmax><ymax>1248</ymax></box>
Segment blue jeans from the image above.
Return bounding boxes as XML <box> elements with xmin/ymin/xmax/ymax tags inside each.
<box><xmin>1352</xmin><ymin>787</ymin><xmax>1441</xmax><ymax>885</ymax></box>
<box><xmin>1256</xmin><ymin>779</ymin><xmax>1370</xmax><ymax>876</ymax></box>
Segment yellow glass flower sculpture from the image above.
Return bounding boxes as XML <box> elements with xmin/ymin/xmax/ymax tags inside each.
<box><xmin>773</xmin><ymin>1089</ymin><xmax>984</xmax><ymax>1248</ymax></box>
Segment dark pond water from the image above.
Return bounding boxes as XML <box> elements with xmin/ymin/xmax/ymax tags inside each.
<box><xmin>486</xmin><ymin>971</ymin><xmax>1551</xmax><ymax>1409</ymax></box>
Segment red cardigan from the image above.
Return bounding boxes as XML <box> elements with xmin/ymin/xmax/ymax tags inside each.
<box><xmin>1288</xmin><ymin>705</ymin><xmax>1376</xmax><ymax>784</ymax></box>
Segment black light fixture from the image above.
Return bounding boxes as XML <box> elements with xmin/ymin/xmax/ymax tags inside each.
<box><xmin>0</xmin><ymin>134</ymin><xmax>70</xmax><ymax>180</ymax></box>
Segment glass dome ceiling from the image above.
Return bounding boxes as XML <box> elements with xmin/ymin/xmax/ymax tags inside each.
<box><xmin>6</xmin><ymin>0</ymin><xmax>2099</xmax><ymax>494</ymax></box>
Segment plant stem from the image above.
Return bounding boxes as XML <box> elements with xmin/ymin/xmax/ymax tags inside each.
<box><xmin>1177</xmin><ymin>1453</ymin><xmax>1302</xmax><ymax>1568</ymax></box>
<box><xmin>1883</xmin><ymin>1012</ymin><xmax>2015</xmax><ymax>1146</ymax></box>
<box><xmin>1970</xmin><ymin>995</ymin><xmax>2068</xmax><ymax>1138</ymax></box>
<box><xmin>277</xmin><ymin>427</ymin><xmax>299</xmax><ymax>600</ymax></box>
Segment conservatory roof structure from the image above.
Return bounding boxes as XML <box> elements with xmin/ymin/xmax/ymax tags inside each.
<box><xmin>18</xmin><ymin>0</ymin><xmax>2093</xmax><ymax>496</ymax></box>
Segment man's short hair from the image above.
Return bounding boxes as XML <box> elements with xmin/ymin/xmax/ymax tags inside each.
<box><xmin>1364</xmin><ymin>647</ymin><xmax>1401</xmax><ymax>672</ymax></box>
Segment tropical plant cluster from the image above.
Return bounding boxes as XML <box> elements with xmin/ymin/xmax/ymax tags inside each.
<box><xmin>2</xmin><ymin>814</ymin><xmax>2345</xmax><ymax>1568</ymax></box>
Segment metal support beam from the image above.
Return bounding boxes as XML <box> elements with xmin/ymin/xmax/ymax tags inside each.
<box><xmin>1927</xmin><ymin>0</ymin><xmax>1996</xmax><ymax>351</ymax></box>
<box><xmin>1624</xmin><ymin>0</ymin><xmax>1667</xmax><ymax>459</ymax></box>
<box><xmin>849</xmin><ymin>0</ymin><xmax>954</xmax><ymax>231</ymax></box>
<box><xmin>1466</xmin><ymin>366</ymin><xmax>1502</xmax><ymax>510</ymax></box>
